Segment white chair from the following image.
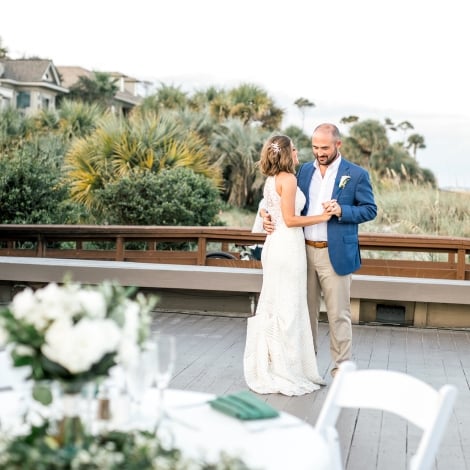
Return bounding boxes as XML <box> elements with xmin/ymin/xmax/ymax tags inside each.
<box><xmin>315</xmin><ymin>361</ymin><xmax>458</xmax><ymax>470</ymax></box>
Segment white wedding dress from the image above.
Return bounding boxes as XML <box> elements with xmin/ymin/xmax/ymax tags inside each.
<box><xmin>244</xmin><ymin>176</ymin><xmax>324</xmax><ymax>396</ymax></box>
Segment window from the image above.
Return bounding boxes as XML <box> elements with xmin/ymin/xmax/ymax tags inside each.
<box><xmin>16</xmin><ymin>91</ymin><xmax>31</xmax><ymax>109</ymax></box>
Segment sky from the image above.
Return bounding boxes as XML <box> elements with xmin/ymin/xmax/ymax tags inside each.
<box><xmin>1</xmin><ymin>0</ymin><xmax>469</xmax><ymax>188</ymax></box>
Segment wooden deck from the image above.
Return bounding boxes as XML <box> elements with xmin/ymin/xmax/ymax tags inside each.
<box><xmin>153</xmin><ymin>311</ymin><xmax>470</xmax><ymax>470</ymax></box>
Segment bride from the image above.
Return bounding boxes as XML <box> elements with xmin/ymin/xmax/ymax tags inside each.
<box><xmin>244</xmin><ymin>135</ymin><xmax>331</xmax><ymax>396</ymax></box>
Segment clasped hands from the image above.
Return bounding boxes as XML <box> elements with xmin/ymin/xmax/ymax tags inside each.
<box><xmin>323</xmin><ymin>199</ymin><xmax>342</xmax><ymax>217</ymax></box>
<box><xmin>261</xmin><ymin>199</ymin><xmax>341</xmax><ymax>234</ymax></box>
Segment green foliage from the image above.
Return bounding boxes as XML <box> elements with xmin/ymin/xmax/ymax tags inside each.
<box><xmin>0</xmin><ymin>425</ymin><xmax>252</xmax><ymax>469</ymax></box>
<box><xmin>211</xmin><ymin>118</ymin><xmax>268</xmax><ymax>208</ymax></box>
<box><xmin>0</xmin><ymin>108</ymin><xmax>36</xmax><ymax>151</ymax></box>
<box><xmin>66</xmin><ymin>71</ymin><xmax>118</xmax><ymax>108</ymax></box>
<box><xmin>0</xmin><ymin>138</ymin><xmax>83</xmax><ymax>224</ymax></box>
<box><xmin>95</xmin><ymin>167</ymin><xmax>223</xmax><ymax>225</ymax></box>
<box><xmin>65</xmin><ymin>111</ymin><xmax>220</xmax><ymax>213</ymax></box>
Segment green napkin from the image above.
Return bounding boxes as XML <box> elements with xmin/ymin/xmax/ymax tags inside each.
<box><xmin>209</xmin><ymin>390</ymin><xmax>280</xmax><ymax>420</ymax></box>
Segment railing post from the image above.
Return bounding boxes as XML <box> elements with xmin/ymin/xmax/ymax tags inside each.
<box><xmin>37</xmin><ymin>235</ymin><xmax>45</xmax><ymax>257</ymax></box>
<box><xmin>457</xmin><ymin>249</ymin><xmax>466</xmax><ymax>280</ymax></box>
<box><xmin>197</xmin><ymin>237</ymin><xmax>207</xmax><ymax>265</ymax></box>
<box><xmin>116</xmin><ymin>236</ymin><xmax>124</xmax><ymax>261</ymax></box>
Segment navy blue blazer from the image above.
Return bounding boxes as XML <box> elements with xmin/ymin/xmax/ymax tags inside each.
<box><xmin>297</xmin><ymin>159</ymin><xmax>377</xmax><ymax>275</ymax></box>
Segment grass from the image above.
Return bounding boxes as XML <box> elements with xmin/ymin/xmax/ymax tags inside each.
<box><xmin>219</xmin><ymin>184</ymin><xmax>470</xmax><ymax>238</ymax></box>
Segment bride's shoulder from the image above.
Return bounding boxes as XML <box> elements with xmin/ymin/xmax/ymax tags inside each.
<box><xmin>276</xmin><ymin>171</ymin><xmax>297</xmax><ymax>185</ymax></box>
<box><xmin>276</xmin><ymin>171</ymin><xmax>296</xmax><ymax>181</ymax></box>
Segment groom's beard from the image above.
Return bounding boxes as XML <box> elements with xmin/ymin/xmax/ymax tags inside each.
<box><xmin>315</xmin><ymin>148</ymin><xmax>339</xmax><ymax>166</ymax></box>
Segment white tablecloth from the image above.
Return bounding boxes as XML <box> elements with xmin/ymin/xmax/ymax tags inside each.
<box><xmin>0</xmin><ymin>377</ymin><xmax>336</xmax><ymax>470</ymax></box>
<box><xmin>160</xmin><ymin>389</ymin><xmax>335</xmax><ymax>470</ymax></box>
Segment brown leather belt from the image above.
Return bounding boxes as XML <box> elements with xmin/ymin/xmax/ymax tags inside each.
<box><xmin>305</xmin><ymin>240</ymin><xmax>328</xmax><ymax>248</ymax></box>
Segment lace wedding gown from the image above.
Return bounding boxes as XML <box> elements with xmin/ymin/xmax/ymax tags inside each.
<box><xmin>244</xmin><ymin>176</ymin><xmax>324</xmax><ymax>396</ymax></box>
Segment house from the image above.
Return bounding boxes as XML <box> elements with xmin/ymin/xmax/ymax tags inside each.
<box><xmin>0</xmin><ymin>59</ymin><xmax>150</xmax><ymax>116</ymax></box>
<box><xmin>57</xmin><ymin>66</ymin><xmax>147</xmax><ymax>116</ymax></box>
<box><xmin>0</xmin><ymin>59</ymin><xmax>69</xmax><ymax>114</ymax></box>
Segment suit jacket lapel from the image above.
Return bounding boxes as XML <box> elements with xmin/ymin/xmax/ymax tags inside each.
<box><xmin>332</xmin><ymin>160</ymin><xmax>351</xmax><ymax>200</ymax></box>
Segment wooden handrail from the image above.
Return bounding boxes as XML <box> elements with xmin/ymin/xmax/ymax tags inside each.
<box><xmin>0</xmin><ymin>225</ymin><xmax>469</xmax><ymax>280</ymax></box>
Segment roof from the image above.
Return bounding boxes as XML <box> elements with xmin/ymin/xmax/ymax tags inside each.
<box><xmin>0</xmin><ymin>59</ymin><xmax>68</xmax><ymax>93</ymax></box>
<box><xmin>0</xmin><ymin>59</ymin><xmax>58</xmax><ymax>83</ymax></box>
<box><xmin>56</xmin><ymin>66</ymin><xmax>92</xmax><ymax>88</ymax></box>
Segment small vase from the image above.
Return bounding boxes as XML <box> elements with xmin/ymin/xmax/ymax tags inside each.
<box><xmin>52</xmin><ymin>381</ymin><xmax>95</xmax><ymax>446</ymax></box>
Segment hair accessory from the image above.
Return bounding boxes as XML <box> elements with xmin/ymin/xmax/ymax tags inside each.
<box><xmin>270</xmin><ymin>142</ymin><xmax>281</xmax><ymax>154</ymax></box>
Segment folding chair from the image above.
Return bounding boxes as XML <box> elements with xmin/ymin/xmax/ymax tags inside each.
<box><xmin>315</xmin><ymin>361</ymin><xmax>457</xmax><ymax>470</ymax></box>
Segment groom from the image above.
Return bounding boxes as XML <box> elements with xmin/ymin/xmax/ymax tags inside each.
<box><xmin>297</xmin><ymin>123</ymin><xmax>377</xmax><ymax>377</ymax></box>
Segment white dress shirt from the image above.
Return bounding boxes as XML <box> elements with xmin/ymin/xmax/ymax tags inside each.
<box><xmin>304</xmin><ymin>156</ymin><xmax>341</xmax><ymax>242</ymax></box>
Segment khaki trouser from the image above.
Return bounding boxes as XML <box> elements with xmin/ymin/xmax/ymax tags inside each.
<box><xmin>306</xmin><ymin>245</ymin><xmax>352</xmax><ymax>373</ymax></box>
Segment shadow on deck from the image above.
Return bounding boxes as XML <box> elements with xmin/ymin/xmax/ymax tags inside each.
<box><xmin>155</xmin><ymin>311</ymin><xmax>470</xmax><ymax>470</ymax></box>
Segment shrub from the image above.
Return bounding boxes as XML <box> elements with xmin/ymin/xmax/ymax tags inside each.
<box><xmin>96</xmin><ymin>167</ymin><xmax>223</xmax><ymax>226</ymax></box>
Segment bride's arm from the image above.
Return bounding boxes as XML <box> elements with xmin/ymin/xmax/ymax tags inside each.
<box><xmin>278</xmin><ymin>173</ymin><xmax>331</xmax><ymax>228</ymax></box>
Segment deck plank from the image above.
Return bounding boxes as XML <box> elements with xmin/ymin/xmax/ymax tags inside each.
<box><xmin>155</xmin><ymin>312</ymin><xmax>469</xmax><ymax>470</ymax></box>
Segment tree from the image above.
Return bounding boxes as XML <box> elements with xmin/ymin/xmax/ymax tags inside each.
<box><xmin>67</xmin><ymin>71</ymin><xmax>118</xmax><ymax>108</ymax></box>
<box><xmin>343</xmin><ymin>119</ymin><xmax>389</xmax><ymax>169</ymax></box>
<box><xmin>283</xmin><ymin>125</ymin><xmax>311</xmax><ymax>162</ymax></box>
<box><xmin>139</xmin><ymin>83</ymin><xmax>188</xmax><ymax>112</ymax></box>
<box><xmin>406</xmin><ymin>133</ymin><xmax>426</xmax><ymax>159</ymax></box>
<box><xmin>205</xmin><ymin>84</ymin><xmax>283</xmax><ymax>130</ymax></box>
<box><xmin>340</xmin><ymin>115</ymin><xmax>359</xmax><ymax>125</ymax></box>
<box><xmin>397</xmin><ymin>120</ymin><xmax>414</xmax><ymax>144</ymax></box>
<box><xmin>294</xmin><ymin>97</ymin><xmax>315</xmax><ymax>130</ymax></box>
<box><xmin>211</xmin><ymin>118</ymin><xmax>267</xmax><ymax>208</ymax></box>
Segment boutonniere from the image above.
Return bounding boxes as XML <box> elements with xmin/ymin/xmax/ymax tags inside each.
<box><xmin>339</xmin><ymin>175</ymin><xmax>351</xmax><ymax>189</ymax></box>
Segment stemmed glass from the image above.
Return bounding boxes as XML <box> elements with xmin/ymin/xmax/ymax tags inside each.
<box><xmin>123</xmin><ymin>344</ymin><xmax>156</xmax><ymax>428</ymax></box>
<box><xmin>152</xmin><ymin>333</ymin><xmax>176</xmax><ymax>427</ymax></box>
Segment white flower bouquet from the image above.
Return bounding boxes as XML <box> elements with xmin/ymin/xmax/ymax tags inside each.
<box><xmin>0</xmin><ymin>280</ymin><xmax>157</xmax><ymax>393</ymax></box>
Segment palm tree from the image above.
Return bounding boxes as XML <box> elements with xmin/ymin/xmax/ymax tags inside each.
<box><xmin>340</xmin><ymin>115</ymin><xmax>359</xmax><ymax>125</ymax></box>
<box><xmin>67</xmin><ymin>71</ymin><xmax>118</xmax><ymax>109</ymax></box>
<box><xmin>139</xmin><ymin>83</ymin><xmax>188</xmax><ymax>112</ymax></box>
<box><xmin>228</xmin><ymin>84</ymin><xmax>283</xmax><ymax>130</ymax></box>
<box><xmin>406</xmin><ymin>133</ymin><xmax>426</xmax><ymax>159</ymax></box>
<box><xmin>343</xmin><ymin>119</ymin><xmax>389</xmax><ymax>169</ymax></box>
<box><xmin>65</xmin><ymin>110</ymin><xmax>220</xmax><ymax>213</ymax></box>
<box><xmin>294</xmin><ymin>98</ymin><xmax>315</xmax><ymax>130</ymax></box>
<box><xmin>211</xmin><ymin>118</ymin><xmax>267</xmax><ymax>207</ymax></box>
<box><xmin>397</xmin><ymin>120</ymin><xmax>414</xmax><ymax>145</ymax></box>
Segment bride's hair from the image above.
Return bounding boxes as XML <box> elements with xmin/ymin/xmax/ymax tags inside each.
<box><xmin>259</xmin><ymin>135</ymin><xmax>295</xmax><ymax>176</ymax></box>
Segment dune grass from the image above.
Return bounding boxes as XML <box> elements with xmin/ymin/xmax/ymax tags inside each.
<box><xmin>219</xmin><ymin>184</ymin><xmax>470</xmax><ymax>238</ymax></box>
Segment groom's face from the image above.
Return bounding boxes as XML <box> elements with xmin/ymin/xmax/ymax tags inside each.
<box><xmin>311</xmin><ymin>132</ymin><xmax>341</xmax><ymax>167</ymax></box>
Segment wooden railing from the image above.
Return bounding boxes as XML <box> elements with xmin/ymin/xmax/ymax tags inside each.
<box><xmin>0</xmin><ymin>225</ymin><xmax>469</xmax><ymax>281</ymax></box>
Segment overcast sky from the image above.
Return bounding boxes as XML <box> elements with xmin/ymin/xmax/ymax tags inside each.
<box><xmin>2</xmin><ymin>0</ymin><xmax>469</xmax><ymax>188</ymax></box>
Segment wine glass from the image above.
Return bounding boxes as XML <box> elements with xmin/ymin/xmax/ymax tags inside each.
<box><xmin>123</xmin><ymin>345</ymin><xmax>155</xmax><ymax>427</ymax></box>
<box><xmin>152</xmin><ymin>333</ymin><xmax>176</xmax><ymax>426</ymax></box>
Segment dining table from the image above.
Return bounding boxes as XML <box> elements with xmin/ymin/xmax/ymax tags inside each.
<box><xmin>0</xmin><ymin>349</ymin><xmax>339</xmax><ymax>470</ymax></box>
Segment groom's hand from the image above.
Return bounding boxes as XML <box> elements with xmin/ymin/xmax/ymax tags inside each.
<box><xmin>262</xmin><ymin>212</ymin><xmax>274</xmax><ymax>234</ymax></box>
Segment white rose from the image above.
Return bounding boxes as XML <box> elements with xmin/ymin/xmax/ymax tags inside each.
<box><xmin>36</xmin><ymin>283</ymin><xmax>82</xmax><ymax>321</ymax></box>
<box><xmin>42</xmin><ymin>318</ymin><xmax>121</xmax><ymax>374</ymax></box>
<box><xmin>10</xmin><ymin>287</ymin><xmax>36</xmax><ymax>320</ymax></box>
<box><xmin>77</xmin><ymin>290</ymin><xmax>107</xmax><ymax>318</ymax></box>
